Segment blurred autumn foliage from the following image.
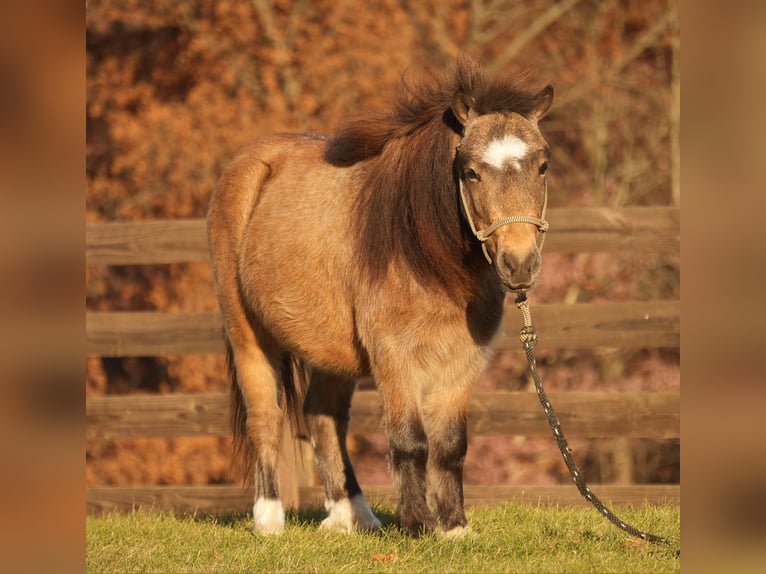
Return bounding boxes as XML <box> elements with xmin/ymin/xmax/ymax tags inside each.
<box><xmin>86</xmin><ymin>0</ymin><xmax>679</xmax><ymax>488</ymax></box>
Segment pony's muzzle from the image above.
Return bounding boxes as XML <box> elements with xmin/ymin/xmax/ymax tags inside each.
<box><xmin>496</xmin><ymin>248</ymin><xmax>541</xmax><ymax>291</ymax></box>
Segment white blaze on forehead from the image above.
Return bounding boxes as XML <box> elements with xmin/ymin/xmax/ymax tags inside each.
<box><xmin>482</xmin><ymin>135</ymin><xmax>529</xmax><ymax>170</ymax></box>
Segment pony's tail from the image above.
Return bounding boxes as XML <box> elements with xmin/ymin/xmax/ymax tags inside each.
<box><xmin>281</xmin><ymin>354</ymin><xmax>310</xmax><ymax>442</ymax></box>
<box><xmin>227</xmin><ymin>337</ymin><xmax>253</xmax><ymax>483</ymax></box>
<box><xmin>227</xmin><ymin>336</ymin><xmax>309</xmax><ymax>485</ymax></box>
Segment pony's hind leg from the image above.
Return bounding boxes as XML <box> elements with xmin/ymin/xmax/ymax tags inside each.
<box><xmin>228</xmin><ymin>329</ymin><xmax>287</xmax><ymax>535</ymax></box>
<box><xmin>303</xmin><ymin>372</ymin><xmax>381</xmax><ymax>533</ymax></box>
<box><xmin>208</xmin><ymin>148</ymin><xmax>287</xmax><ymax>533</ymax></box>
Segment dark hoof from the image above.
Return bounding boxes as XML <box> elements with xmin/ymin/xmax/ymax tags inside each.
<box><xmin>396</xmin><ymin>506</ymin><xmax>436</xmax><ymax>537</ymax></box>
<box><xmin>438</xmin><ymin>509</ymin><xmax>468</xmax><ymax>532</ymax></box>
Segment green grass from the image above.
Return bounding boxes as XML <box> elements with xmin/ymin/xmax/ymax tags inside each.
<box><xmin>87</xmin><ymin>503</ymin><xmax>679</xmax><ymax>573</ymax></box>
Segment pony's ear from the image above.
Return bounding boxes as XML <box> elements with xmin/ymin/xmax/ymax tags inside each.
<box><xmin>451</xmin><ymin>91</ymin><xmax>477</xmax><ymax>126</ymax></box>
<box><xmin>529</xmin><ymin>85</ymin><xmax>554</xmax><ymax>122</ymax></box>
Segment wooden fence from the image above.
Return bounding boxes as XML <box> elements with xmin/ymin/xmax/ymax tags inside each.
<box><xmin>86</xmin><ymin>206</ymin><xmax>680</xmax><ymax>515</ymax></box>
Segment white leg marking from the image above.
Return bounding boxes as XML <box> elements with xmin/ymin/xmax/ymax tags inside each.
<box><xmin>253</xmin><ymin>498</ymin><xmax>285</xmax><ymax>535</ymax></box>
<box><xmin>482</xmin><ymin>135</ymin><xmax>529</xmax><ymax>170</ymax></box>
<box><xmin>320</xmin><ymin>498</ymin><xmax>355</xmax><ymax>533</ymax></box>
<box><xmin>320</xmin><ymin>494</ymin><xmax>382</xmax><ymax>533</ymax></box>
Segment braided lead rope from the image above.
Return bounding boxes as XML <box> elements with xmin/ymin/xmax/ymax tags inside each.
<box><xmin>458</xmin><ymin>178</ymin><xmax>549</xmax><ymax>264</ymax></box>
<box><xmin>514</xmin><ymin>291</ymin><xmax>673</xmax><ymax>545</ymax></box>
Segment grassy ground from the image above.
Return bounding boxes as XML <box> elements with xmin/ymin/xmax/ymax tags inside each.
<box><xmin>86</xmin><ymin>503</ymin><xmax>680</xmax><ymax>573</ymax></box>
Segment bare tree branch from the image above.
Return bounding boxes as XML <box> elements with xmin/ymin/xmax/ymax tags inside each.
<box><xmin>557</xmin><ymin>4</ymin><xmax>679</xmax><ymax>108</ymax></box>
<box><xmin>251</xmin><ymin>0</ymin><xmax>308</xmax><ymax>111</ymax></box>
<box><xmin>432</xmin><ymin>0</ymin><xmax>458</xmax><ymax>63</ymax></box>
<box><xmin>487</xmin><ymin>0</ymin><xmax>583</xmax><ymax>74</ymax></box>
<box><xmin>669</xmin><ymin>10</ymin><xmax>681</xmax><ymax>207</ymax></box>
<box><xmin>468</xmin><ymin>0</ymin><xmax>528</xmax><ymax>49</ymax></box>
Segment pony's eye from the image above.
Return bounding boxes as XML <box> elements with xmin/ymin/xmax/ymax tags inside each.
<box><xmin>539</xmin><ymin>161</ymin><xmax>549</xmax><ymax>176</ymax></box>
<box><xmin>462</xmin><ymin>168</ymin><xmax>481</xmax><ymax>182</ymax></box>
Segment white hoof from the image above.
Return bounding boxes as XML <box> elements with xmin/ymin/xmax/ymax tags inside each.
<box><xmin>253</xmin><ymin>498</ymin><xmax>285</xmax><ymax>535</ymax></box>
<box><xmin>319</xmin><ymin>494</ymin><xmax>382</xmax><ymax>533</ymax></box>
<box><xmin>439</xmin><ymin>524</ymin><xmax>473</xmax><ymax>539</ymax></box>
<box><xmin>351</xmin><ymin>493</ymin><xmax>383</xmax><ymax>532</ymax></box>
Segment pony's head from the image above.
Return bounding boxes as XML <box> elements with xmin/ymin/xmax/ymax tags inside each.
<box><xmin>452</xmin><ymin>85</ymin><xmax>553</xmax><ymax>292</ymax></box>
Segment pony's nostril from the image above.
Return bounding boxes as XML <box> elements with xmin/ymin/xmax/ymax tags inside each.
<box><xmin>500</xmin><ymin>250</ymin><xmax>539</xmax><ymax>284</ymax></box>
<box><xmin>502</xmin><ymin>252</ymin><xmax>520</xmax><ymax>275</ymax></box>
<box><xmin>502</xmin><ymin>251</ymin><xmax>537</xmax><ymax>273</ymax></box>
<box><xmin>524</xmin><ymin>251</ymin><xmax>540</xmax><ymax>274</ymax></box>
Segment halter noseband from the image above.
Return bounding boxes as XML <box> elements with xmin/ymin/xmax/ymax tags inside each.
<box><xmin>457</xmin><ymin>164</ymin><xmax>550</xmax><ymax>265</ymax></box>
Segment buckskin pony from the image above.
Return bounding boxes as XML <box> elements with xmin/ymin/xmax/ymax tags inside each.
<box><xmin>207</xmin><ymin>54</ymin><xmax>553</xmax><ymax>537</ymax></box>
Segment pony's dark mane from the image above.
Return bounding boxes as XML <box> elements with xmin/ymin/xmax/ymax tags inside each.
<box><xmin>324</xmin><ymin>55</ymin><xmax>544</xmax><ymax>297</ymax></box>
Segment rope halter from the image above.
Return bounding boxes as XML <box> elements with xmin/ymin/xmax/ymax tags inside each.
<box><xmin>458</xmin><ymin>175</ymin><xmax>549</xmax><ymax>265</ymax></box>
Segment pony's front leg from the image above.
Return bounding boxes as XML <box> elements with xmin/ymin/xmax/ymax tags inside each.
<box><xmin>377</xmin><ymin>378</ymin><xmax>435</xmax><ymax>536</ymax></box>
<box><xmin>424</xmin><ymin>400</ymin><xmax>470</xmax><ymax>535</ymax></box>
<box><xmin>422</xmin><ymin>354</ymin><xmax>484</xmax><ymax>536</ymax></box>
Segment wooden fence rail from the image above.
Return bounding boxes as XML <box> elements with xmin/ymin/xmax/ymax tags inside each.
<box><xmin>86</xmin><ymin>207</ymin><xmax>680</xmax><ymax>514</ymax></box>
<box><xmin>86</xmin><ymin>390</ymin><xmax>680</xmax><ymax>441</ymax></box>
<box><xmin>86</xmin><ymin>207</ymin><xmax>679</xmax><ymax>265</ymax></box>
<box><xmin>86</xmin><ymin>300</ymin><xmax>679</xmax><ymax>357</ymax></box>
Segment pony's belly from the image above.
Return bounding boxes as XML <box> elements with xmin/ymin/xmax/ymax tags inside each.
<box><xmin>250</xmin><ymin>286</ymin><xmax>367</xmax><ymax>376</ymax></box>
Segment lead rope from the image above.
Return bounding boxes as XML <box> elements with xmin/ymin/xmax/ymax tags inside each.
<box><xmin>514</xmin><ymin>291</ymin><xmax>674</xmax><ymax>546</ymax></box>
